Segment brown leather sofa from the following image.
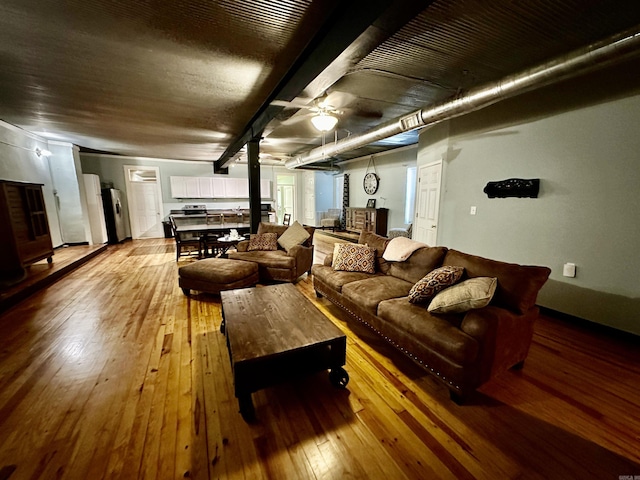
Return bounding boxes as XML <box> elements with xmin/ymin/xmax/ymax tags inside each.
<box><xmin>311</xmin><ymin>231</ymin><xmax>551</xmax><ymax>401</ymax></box>
<box><xmin>228</xmin><ymin>222</ymin><xmax>315</xmax><ymax>283</ymax></box>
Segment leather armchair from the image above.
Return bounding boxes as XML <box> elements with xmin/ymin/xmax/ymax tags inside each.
<box><xmin>228</xmin><ymin>222</ymin><xmax>315</xmax><ymax>282</ymax></box>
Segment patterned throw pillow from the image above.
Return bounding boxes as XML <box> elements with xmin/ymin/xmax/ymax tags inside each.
<box><xmin>428</xmin><ymin>277</ymin><xmax>497</xmax><ymax>314</ymax></box>
<box><xmin>247</xmin><ymin>232</ymin><xmax>278</xmax><ymax>251</ymax></box>
<box><xmin>408</xmin><ymin>265</ymin><xmax>464</xmax><ymax>304</ymax></box>
<box><xmin>332</xmin><ymin>243</ymin><xmax>376</xmax><ymax>273</ymax></box>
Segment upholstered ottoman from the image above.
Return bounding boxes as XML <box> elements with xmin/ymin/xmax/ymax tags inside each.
<box><xmin>179</xmin><ymin>258</ymin><xmax>259</xmax><ymax>295</ymax></box>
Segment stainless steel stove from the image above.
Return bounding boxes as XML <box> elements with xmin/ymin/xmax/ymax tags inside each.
<box><xmin>182</xmin><ymin>204</ymin><xmax>207</xmax><ymax>215</ymax></box>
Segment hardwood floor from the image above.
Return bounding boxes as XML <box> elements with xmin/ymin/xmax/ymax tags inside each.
<box><xmin>0</xmin><ymin>238</ymin><xmax>638</xmax><ymax>479</ymax></box>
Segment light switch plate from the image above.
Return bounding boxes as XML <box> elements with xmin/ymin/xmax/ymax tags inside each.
<box><xmin>563</xmin><ymin>263</ymin><xmax>576</xmax><ymax>277</ymax></box>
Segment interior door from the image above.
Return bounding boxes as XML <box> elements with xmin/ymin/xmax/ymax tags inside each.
<box><xmin>124</xmin><ymin>166</ymin><xmax>164</xmax><ymax>239</ymax></box>
<box><xmin>276</xmin><ymin>174</ymin><xmax>296</xmax><ymax>224</ymax></box>
<box><xmin>303</xmin><ymin>171</ymin><xmax>316</xmax><ymax>227</ymax></box>
<box><xmin>414</xmin><ymin>160</ymin><xmax>442</xmax><ymax>245</ymax></box>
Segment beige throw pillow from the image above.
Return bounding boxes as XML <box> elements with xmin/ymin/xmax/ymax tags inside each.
<box><xmin>428</xmin><ymin>277</ymin><xmax>497</xmax><ymax>314</ymax></box>
<box><xmin>277</xmin><ymin>220</ymin><xmax>310</xmax><ymax>253</ymax></box>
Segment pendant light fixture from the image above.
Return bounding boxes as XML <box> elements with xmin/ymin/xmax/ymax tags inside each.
<box><xmin>311</xmin><ymin>111</ymin><xmax>338</xmax><ymax>132</ymax></box>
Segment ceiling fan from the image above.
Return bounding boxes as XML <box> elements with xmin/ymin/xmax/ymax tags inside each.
<box><xmin>271</xmin><ymin>91</ymin><xmax>351</xmax><ymax>131</ymax></box>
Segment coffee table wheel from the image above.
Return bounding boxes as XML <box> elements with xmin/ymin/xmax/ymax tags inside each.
<box><xmin>329</xmin><ymin>367</ymin><xmax>349</xmax><ymax>388</ymax></box>
<box><xmin>238</xmin><ymin>395</ymin><xmax>256</xmax><ymax>423</ymax></box>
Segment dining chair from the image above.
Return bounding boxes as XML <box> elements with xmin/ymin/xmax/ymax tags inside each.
<box><xmin>169</xmin><ymin>216</ymin><xmax>200</xmax><ymax>261</ymax></box>
<box><xmin>206</xmin><ymin>212</ymin><xmax>223</xmax><ymax>225</ymax></box>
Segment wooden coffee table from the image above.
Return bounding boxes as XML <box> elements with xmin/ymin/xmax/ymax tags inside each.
<box><xmin>220</xmin><ymin>283</ymin><xmax>348</xmax><ymax>420</ymax></box>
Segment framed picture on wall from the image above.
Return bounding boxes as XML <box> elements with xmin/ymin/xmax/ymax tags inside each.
<box><xmin>366</xmin><ymin>199</ymin><xmax>376</xmax><ymax>209</ymax></box>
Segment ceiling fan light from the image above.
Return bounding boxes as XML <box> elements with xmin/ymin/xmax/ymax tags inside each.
<box><xmin>311</xmin><ymin>112</ymin><xmax>338</xmax><ymax>132</ymax></box>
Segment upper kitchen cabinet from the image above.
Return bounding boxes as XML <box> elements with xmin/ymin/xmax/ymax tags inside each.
<box><xmin>170</xmin><ymin>176</ymin><xmax>271</xmax><ymax>199</ymax></box>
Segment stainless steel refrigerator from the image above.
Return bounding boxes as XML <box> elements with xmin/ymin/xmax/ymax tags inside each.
<box><xmin>102</xmin><ymin>188</ymin><xmax>126</xmax><ymax>243</ymax></box>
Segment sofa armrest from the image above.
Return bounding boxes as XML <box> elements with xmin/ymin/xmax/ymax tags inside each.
<box><xmin>461</xmin><ymin>305</ymin><xmax>537</xmax><ymax>378</ymax></box>
<box><xmin>288</xmin><ymin>244</ymin><xmax>315</xmax><ymax>276</ymax></box>
<box><xmin>236</xmin><ymin>240</ymin><xmax>249</xmax><ymax>252</ymax></box>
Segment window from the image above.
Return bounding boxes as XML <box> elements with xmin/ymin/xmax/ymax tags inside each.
<box><xmin>405</xmin><ymin>166</ymin><xmax>417</xmax><ymax>224</ymax></box>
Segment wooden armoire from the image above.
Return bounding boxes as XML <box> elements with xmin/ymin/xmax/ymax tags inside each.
<box><xmin>0</xmin><ymin>180</ymin><xmax>54</xmax><ymax>284</ymax></box>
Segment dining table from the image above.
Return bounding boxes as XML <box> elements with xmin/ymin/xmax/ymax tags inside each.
<box><xmin>174</xmin><ymin>222</ymin><xmax>251</xmax><ymax>258</ymax></box>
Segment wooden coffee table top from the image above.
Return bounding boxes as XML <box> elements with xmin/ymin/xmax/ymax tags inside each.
<box><xmin>221</xmin><ymin>283</ymin><xmax>345</xmax><ymax>365</ymax></box>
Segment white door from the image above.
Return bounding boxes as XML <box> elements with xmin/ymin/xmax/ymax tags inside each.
<box><xmin>124</xmin><ymin>166</ymin><xmax>164</xmax><ymax>239</ymax></box>
<box><xmin>303</xmin><ymin>170</ymin><xmax>316</xmax><ymax>226</ymax></box>
<box><xmin>276</xmin><ymin>173</ymin><xmax>296</xmax><ymax>223</ymax></box>
<box><xmin>414</xmin><ymin>160</ymin><xmax>442</xmax><ymax>245</ymax></box>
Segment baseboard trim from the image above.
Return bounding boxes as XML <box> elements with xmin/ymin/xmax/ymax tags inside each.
<box><xmin>540</xmin><ymin>306</ymin><xmax>639</xmax><ymax>342</ymax></box>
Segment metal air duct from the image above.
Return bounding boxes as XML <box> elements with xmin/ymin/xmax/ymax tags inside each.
<box><xmin>285</xmin><ymin>25</ymin><xmax>640</xmax><ymax>169</ymax></box>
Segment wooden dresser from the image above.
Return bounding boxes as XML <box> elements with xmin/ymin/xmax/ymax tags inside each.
<box><xmin>345</xmin><ymin>207</ymin><xmax>388</xmax><ymax>236</ymax></box>
<box><xmin>0</xmin><ymin>180</ymin><xmax>54</xmax><ymax>284</ymax></box>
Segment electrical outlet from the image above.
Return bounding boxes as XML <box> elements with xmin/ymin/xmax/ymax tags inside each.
<box><xmin>470</xmin><ymin>206</ymin><xmax>477</xmax><ymax>215</ymax></box>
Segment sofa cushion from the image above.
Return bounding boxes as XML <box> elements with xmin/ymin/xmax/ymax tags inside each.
<box><xmin>428</xmin><ymin>277</ymin><xmax>497</xmax><ymax>314</ymax></box>
<box><xmin>312</xmin><ymin>264</ymin><xmax>382</xmax><ymax>292</ymax></box>
<box><xmin>277</xmin><ymin>221</ymin><xmax>311</xmax><ymax>253</ymax></box>
<box><xmin>443</xmin><ymin>249</ymin><xmax>551</xmax><ymax>314</ymax></box>
<box><xmin>342</xmin><ymin>276</ymin><xmax>414</xmax><ymax>315</ymax></box>
<box><xmin>358</xmin><ymin>231</ymin><xmax>391</xmax><ymax>274</ymax></box>
<box><xmin>388</xmin><ymin>246</ymin><xmax>448</xmax><ymax>284</ymax></box>
<box><xmin>332</xmin><ymin>243</ymin><xmax>376</xmax><ymax>273</ymax></box>
<box><xmin>247</xmin><ymin>232</ymin><xmax>278</xmax><ymax>251</ymax></box>
<box><xmin>228</xmin><ymin>250</ymin><xmax>295</xmax><ymax>269</ymax></box>
<box><xmin>378</xmin><ymin>297</ymin><xmax>479</xmax><ymax>366</ymax></box>
<box><xmin>408</xmin><ymin>265</ymin><xmax>464</xmax><ymax>304</ymax></box>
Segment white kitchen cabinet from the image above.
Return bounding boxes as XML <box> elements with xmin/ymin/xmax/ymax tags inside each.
<box><xmin>212</xmin><ymin>177</ymin><xmax>226</xmax><ymax>197</ymax></box>
<box><xmin>225</xmin><ymin>178</ymin><xmax>249</xmax><ymax>198</ymax></box>
<box><xmin>170</xmin><ymin>176</ymin><xmax>271</xmax><ymax>199</ymax></box>
<box><xmin>198</xmin><ymin>177</ymin><xmax>214</xmax><ymax>198</ymax></box>
<box><xmin>261</xmin><ymin>179</ymin><xmax>271</xmax><ymax>198</ymax></box>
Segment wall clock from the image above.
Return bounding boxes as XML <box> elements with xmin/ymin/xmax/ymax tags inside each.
<box><xmin>363</xmin><ymin>172</ymin><xmax>379</xmax><ymax>195</ymax></box>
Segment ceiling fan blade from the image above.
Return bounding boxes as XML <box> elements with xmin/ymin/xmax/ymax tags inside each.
<box><xmin>270</xmin><ymin>97</ymin><xmax>315</xmax><ymax>109</ymax></box>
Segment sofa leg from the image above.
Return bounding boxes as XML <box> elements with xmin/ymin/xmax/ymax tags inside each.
<box><xmin>449</xmin><ymin>390</ymin><xmax>466</xmax><ymax>405</ymax></box>
<box><xmin>315</xmin><ymin>290</ymin><xmax>323</xmax><ymax>298</ymax></box>
<box><xmin>511</xmin><ymin>360</ymin><xmax>525</xmax><ymax>370</ymax></box>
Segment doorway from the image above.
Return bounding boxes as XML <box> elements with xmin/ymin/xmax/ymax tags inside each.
<box><xmin>276</xmin><ymin>173</ymin><xmax>296</xmax><ymax>224</ymax></box>
<box><xmin>123</xmin><ymin>165</ymin><xmax>164</xmax><ymax>239</ymax></box>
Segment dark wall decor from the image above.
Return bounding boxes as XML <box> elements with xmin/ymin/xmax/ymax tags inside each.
<box><xmin>483</xmin><ymin>178</ymin><xmax>540</xmax><ymax>198</ymax></box>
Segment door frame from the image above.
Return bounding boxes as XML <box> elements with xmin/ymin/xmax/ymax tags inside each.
<box><xmin>123</xmin><ymin>165</ymin><xmax>164</xmax><ymax>239</ymax></box>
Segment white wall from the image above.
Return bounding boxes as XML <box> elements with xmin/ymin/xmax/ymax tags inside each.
<box><xmin>0</xmin><ymin>121</ymin><xmax>64</xmax><ymax>247</ymax></box>
<box><xmin>417</xmin><ymin>60</ymin><xmax>640</xmax><ymax>335</ymax></box>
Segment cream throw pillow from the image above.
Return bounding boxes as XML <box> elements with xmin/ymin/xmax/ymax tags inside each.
<box><xmin>428</xmin><ymin>277</ymin><xmax>497</xmax><ymax>314</ymax></box>
<box><xmin>277</xmin><ymin>220</ymin><xmax>310</xmax><ymax>253</ymax></box>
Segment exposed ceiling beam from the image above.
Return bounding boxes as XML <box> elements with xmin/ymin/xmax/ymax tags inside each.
<box><xmin>213</xmin><ymin>0</ymin><xmax>433</xmax><ymax>173</ymax></box>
